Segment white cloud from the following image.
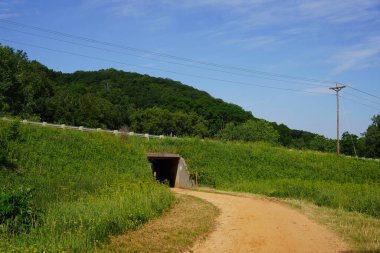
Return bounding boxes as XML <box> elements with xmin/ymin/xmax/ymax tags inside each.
<box><xmin>331</xmin><ymin>36</ymin><xmax>380</xmax><ymax>74</ymax></box>
<box><xmin>0</xmin><ymin>0</ymin><xmax>22</xmax><ymax>19</ymax></box>
<box><xmin>81</xmin><ymin>0</ymin><xmax>380</xmax><ymax>54</ymax></box>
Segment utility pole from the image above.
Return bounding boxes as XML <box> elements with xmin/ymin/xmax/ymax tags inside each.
<box><xmin>329</xmin><ymin>83</ymin><xmax>346</xmax><ymax>156</ymax></box>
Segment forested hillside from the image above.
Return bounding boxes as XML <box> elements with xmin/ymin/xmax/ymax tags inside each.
<box><xmin>0</xmin><ymin>44</ymin><xmax>378</xmax><ymax>157</ymax></box>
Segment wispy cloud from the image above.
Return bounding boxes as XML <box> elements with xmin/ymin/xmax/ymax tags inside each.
<box><xmin>83</xmin><ymin>0</ymin><xmax>174</xmax><ymax>30</ymax></box>
<box><xmin>0</xmin><ymin>0</ymin><xmax>23</xmax><ymax>19</ymax></box>
<box><xmin>83</xmin><ymin>0</ymin><xmax>380</xmax><ymax>32</ymax></box>
<box><xmin>222</xmin><ymin>36</ymin><xmax>279</xmax><ymax>50</ymax></box>
<box><xmin>82</xmin><ymin>0</ymin><xmax>380</xmax><ymax>62</ymax></box>
<box><xmin>331</xmin><ymin>36</ymin><xmax>380</xmax><ymax>74</ymax></box>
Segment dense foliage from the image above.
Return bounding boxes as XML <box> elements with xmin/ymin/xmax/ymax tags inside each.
<box><xmin>340</xmin><ymin>115</ymin><xmax>380</xmax><ymax>158</ymax></box>
<box><xmin>216</xmin><ymin>120</ymin><xmax>280</xmax><ymax>144</ymax></box>
<box><xmin>0</xmin><ymin>44</ymin><xmax>378</xmax><ymax>157</ymax></box>
<box><xmin>130</xmin><ymin>107</ymin><xmax>209</xmax><ymax>136</ymax></box>
<box><xmin>0</xmin><ymin>122</ymin><xmax>173</xmax><ymax>252</ymax></box>
<box><xmin>0</xmin><ymin>187</ymin><xmax>38</xmax><ymax>233</ymax></box>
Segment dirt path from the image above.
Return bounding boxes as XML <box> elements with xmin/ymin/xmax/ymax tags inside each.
<box><xmin>174</xmin><ymin>189</ymin><xmax>349</xmax><ymax>253</ymax></box>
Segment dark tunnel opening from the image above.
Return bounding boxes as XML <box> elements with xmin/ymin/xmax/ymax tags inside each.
<box><xmin>147</xmin><ymin>154</ymin><xmax>180</xmax><ymax>188</ymax></box>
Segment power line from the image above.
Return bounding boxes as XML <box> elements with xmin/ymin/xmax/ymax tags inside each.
<box><xmin>0</xmin><ymin>38</ymin><xmax>330</xmax><ymax>95</ymax></box>
<box><xmin>0</xmin><ymin>19</ymin><xmax>337</xmax><ymax>86</ymax></box>
<box><xmin>341</xmin><ymin>95</ymin><xmax>380</xmax><ymax>111</ymax></box>
<box><xmin>346</xmin><ymin>85</ymin><xmax>380</xmax><ymax>101</ymax></box>
<box><xmin>0</xmin><ymin>25</ymin><xmax>332</xmax><ymax>89</ymax></box>
<box><xmin>342</xmin><ymin>90</ymin><xmax>380</xmax><ymax>106</ymax></box>
<box><xmin>3</xmin><ymin>20</ymin><xmax>379</xmax><ymax>103</ymax></box>
<box><xmin>0</xmin><ymin>27</ymin><xmax>328</xmax><ymax>88</ymax></box>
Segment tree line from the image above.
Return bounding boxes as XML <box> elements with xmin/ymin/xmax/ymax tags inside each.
<box><xmin>0</xmin><ymin>44</ymin><xmax>378</xmax><ymax>158</ymax></box>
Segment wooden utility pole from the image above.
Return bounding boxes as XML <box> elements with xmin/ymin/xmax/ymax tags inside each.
<box><xmin>329</xmin><ymin>83</ymin><xmax>346</xmax><ymax>156</ymax></box>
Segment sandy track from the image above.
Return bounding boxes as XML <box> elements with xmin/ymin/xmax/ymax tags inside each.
<box><xmin>174</xmin><ymin>189</ymin><xmax>349</xmax><ymax>253</ymax></box>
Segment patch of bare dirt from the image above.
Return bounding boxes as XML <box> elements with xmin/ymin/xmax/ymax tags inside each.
<box><xmin>174</xmin><ymin>189</ymin><xmax>349</xmax><ymax>253</ymax></box>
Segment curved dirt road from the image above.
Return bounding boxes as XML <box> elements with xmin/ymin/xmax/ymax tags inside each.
<box><xmin>174</xmin><ymin>189</ymin><xmax>348</xmax><ymax>253</ymax></box>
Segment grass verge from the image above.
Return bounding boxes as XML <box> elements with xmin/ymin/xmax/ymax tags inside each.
<box><xmin>283</xmin><ymin>198</ymin><xmax>380</xmax><ymax>253</ymax></box>
<box><xmin>101</xmin><ymin>194</ymin><xmax>219</xmax><ymax>253</ymax></box>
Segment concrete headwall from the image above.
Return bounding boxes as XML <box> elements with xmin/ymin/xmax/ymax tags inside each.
<box><xmin>174</xmin><ymin>157</ymin><xmax>193</xmax><ymax>189</ymax></box>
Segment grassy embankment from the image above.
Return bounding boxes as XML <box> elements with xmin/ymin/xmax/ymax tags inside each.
<box><xmin>1</xmin><ymin>121</ymin><xmax>379</xmax><ymax>251</ymax></box>
<box><xmin>139</xmin><ymin>137</ymin><xmax>379</xmax><ymax>251</ymax></box>
<box><xmin>0</xmin><ymin>122</ymin><xmax>173</xmax><ymax>252</ymax></box>
<box><xmin>139</xmin><ymin>137</ymin><xmax>380</xmax><ymax>218</ymax></box>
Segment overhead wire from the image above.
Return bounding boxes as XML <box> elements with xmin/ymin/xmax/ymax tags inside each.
<box><xmin>346</xmin><ymin>85</ymin><xmax>380</xmax><ymax>101</ymax></box>
<box><xmin>1</xmin><ymin>20</ymin><xmax>379</xmax><ymax>110</ymax></box>
<box><xmin>343</xmin><ymin>90</ymin><xmax>380</xmax><ymax>106</ymax></box>
<box><xmin>340</xmin><ymin>95</ymin><xmax>380</xmax><ymax>111</ymax></box>
<box><xmin>0</xmin><ymin>19</ymin><xmax>337</xmax><ymax>86</ymax></box>
<box><xmin>0</xmin><ymin>25</ymin><xmax>332</xmax><ymax>88</ymax></box>
<box><xmin>0</xmin><ymin>38</ymin><xmax>331</xmax><ymax>95</ymax></box>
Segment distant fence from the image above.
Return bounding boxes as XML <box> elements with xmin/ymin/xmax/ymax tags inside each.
<box><xmin>0</xmin><ymin>117</ymin><xmax>168</xmax><ymax>139</ymax></box>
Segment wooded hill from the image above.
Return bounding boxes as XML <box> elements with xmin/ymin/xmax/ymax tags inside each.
<box><xmin>1</xmin><ymin>44</ymin><xmax>378</xmax><ymax>157</ymax></box>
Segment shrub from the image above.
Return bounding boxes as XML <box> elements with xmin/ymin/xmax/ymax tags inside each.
<box><xmin>216</xmin><ymin>120</ymin><xmax>280</xmax><ymax>144</ymax></box>
<box><xmin>0</xmin><ymin>122</ymin><xmax>21</xmax><ymax>169</ymax></box>
<box><xmin>0</xmin><ymin>187</ymin><xmax>39</xmax><ymax>233</ymax></box>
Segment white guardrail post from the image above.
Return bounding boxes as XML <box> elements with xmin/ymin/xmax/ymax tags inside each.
<box><xmin>0</xmin><ymin>117</ymin><xmax>182</xmax><ymax>141</ymax></box>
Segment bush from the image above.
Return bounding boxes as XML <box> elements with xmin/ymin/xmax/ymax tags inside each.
<box><xmin>0</xmin><ymin>122</ymin><xmax>21</xmax><ymax>169</ymax></box>
<box><xmin>0</xmin><ymin>187</ymin><xmax>39</xmax><ymax>233</ymax></box>
<box><xmin>217</xmin><ymin>120</ymin><xmax>279</xmax><ymax>144</ymax></box>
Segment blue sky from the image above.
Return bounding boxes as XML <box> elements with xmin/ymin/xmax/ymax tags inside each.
<box><xmin>1</xmin><ymin>0</ymin><xmax>380</xmax><ymax>138</ymax></box>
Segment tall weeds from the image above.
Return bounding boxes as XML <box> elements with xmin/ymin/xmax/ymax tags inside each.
<box><xmin>0</xmin><ymin>122</ymin><xmax>173</xmax><ymax>252</ymax></box>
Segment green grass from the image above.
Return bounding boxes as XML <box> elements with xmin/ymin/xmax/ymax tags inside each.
<box><xmin>1</xmin><ymin>122</ymin><xmax>379</xmax><ymax>251</ymax></box>
<box><xmin>138</xmin><ymin>137</ymin><xmax>380</xmax><ymax>217</ymax></box>
<box><xmin>0</xmin><ymin>122</ymin><xmax>173</xmax><ymax>252</ymax></box>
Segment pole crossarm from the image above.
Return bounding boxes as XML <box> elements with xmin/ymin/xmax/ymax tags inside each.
<box><xmin>329</xmin><ymin>85</ymin><xmax>346</xmax><ymax>92</ymax></box>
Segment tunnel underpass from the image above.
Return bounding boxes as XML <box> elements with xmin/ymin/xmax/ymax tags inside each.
<box><xmin>147</xmin><ymin>153</ymin><xmax>193</xmax><ymax>188</ymax></box>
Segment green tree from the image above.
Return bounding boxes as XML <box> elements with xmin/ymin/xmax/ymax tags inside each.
<box><xmin>130</xmin><ymin>107</ymin><xmax>209</xmax><ymax>137</ymax></box>
<box><xmin>0</xmin><ymin>45</ymin><xmax>54</xmax><ymax>117</ymax></box>
<box><xmin>217</xmin><ymin>120</ymin><xmax>280</xmax><ymax>144</ymax></box>
<box><xmin>309</xmin><ymin>135</ymin><xmax>335</xmax><ymax>152</ymax></box>
<box><xmin>340</xmin><ymin>131</ymin><xmax>359</xmax><ymax>156</ymax></box>
<box><xmin>363</xmin><ymin>114</ymin><xmax>380</xmax><ymax>158</ymax></box>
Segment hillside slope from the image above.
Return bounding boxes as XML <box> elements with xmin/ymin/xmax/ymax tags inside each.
<box><xmin>1</xmin><ymin>44</ymin><xmax>336</xmax><ymax>149</ymax></box>
<box><xmin>0</xmin><ymin>121</ymin><xmax>173</xmax><ymax>252</ymax></box>
<box><xmin>1</xmin><ymin>122</ymin><xmax>378</xmax><ymax>251</ymax></box>
<box><xmin>141</xmin><ymin>137</ymin><xmax>380</xmax><ymax>217</ymax></box>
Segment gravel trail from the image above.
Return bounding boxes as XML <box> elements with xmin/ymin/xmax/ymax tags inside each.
<box><xmin>174</xmin><ymin>189</ymin><xmax>349</xmax><ymax>253</ymax></box>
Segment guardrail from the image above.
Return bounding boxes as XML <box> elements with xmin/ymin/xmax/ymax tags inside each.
<box><xmin>1</xmin><ymin>117</ymin><xmax>379</xmax><ymax>162</ymax></box>
<box><xmin>1</xmin><ymin>117</ymin><xmax>168</xmax><ymax>139</ymax></box>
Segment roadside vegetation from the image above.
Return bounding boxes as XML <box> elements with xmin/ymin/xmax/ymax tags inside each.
<box><xmin>102</xmin><ymin>194</ymin><xmax>219</xmax><ymax>253</ymax></box>
<box><xmin>0</xmin><ymin>122</ymin><xmax>173</xmax><ymax>252</ymax></box>
<box><xmin>1</xmin><ymin>120</ymin><xmax>379</xmax><ymax>251</ymax></box>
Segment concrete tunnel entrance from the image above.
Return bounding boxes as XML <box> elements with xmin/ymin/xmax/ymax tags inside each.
<box><xmin>147</xmin><ymin>153</ymin><xmax>193</xmax><ymax>189</ymax></box>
